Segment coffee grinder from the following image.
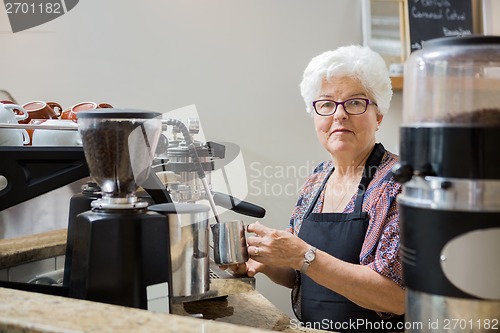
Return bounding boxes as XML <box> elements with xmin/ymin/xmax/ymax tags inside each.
<box><xmin>67</xmin><ymin>109</ymin><xmax>172</xmax><ymax>312</ymax></box>
<box><xmin>394</xmin><ymin>36</ymin><xmax>500</xmax><ymax>331</ymax></box>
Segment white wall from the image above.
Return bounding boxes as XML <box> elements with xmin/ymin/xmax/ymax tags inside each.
<box><xmin>0</xmin><ymin>0</ymin><xmax>403</xmax><ymax>317</ymax></box>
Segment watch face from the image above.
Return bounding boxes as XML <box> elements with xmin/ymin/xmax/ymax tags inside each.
<box><xmin>305</xmin><ymin>250</ymin><xmax>315</xmax><ymax>261</ymax></box>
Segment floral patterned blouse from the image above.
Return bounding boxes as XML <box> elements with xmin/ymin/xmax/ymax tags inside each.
<box><xmin>287</xmin><ymin>150</ymin><xmax>404</xmax><ymax>288</ymax></box>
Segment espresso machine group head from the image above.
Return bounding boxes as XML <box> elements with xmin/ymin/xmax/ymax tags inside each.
<box><xmin>155</xmin><ymin>117</ymin><xmax>265</xmax><ymax>218</ymax></box>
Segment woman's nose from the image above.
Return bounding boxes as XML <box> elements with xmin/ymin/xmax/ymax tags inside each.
<box><xmin>333</xmin><ymin>104</ymin><xmax>349</xmax><ymax>119</ymax></box>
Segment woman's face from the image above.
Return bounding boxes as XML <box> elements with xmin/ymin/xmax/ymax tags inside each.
<box><xmin>313</xmin><ymin>76</ymin><xmax>383</xmax><ymax>158</ymax></box>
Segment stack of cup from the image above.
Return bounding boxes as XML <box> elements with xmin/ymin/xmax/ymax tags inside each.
<box><xmin>0</xmin><ymin>100</ymin><xmax>112</xmax><ymax>146</ymax></box>
<box><xmin>0</xmin><ymin>102</ymin><xmax>30</xmax><ymax>146</ymax></box>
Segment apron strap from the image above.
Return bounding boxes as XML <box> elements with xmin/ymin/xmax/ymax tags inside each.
<box><xmin>303</xmin><ymin>165</ymin><xmax>334</xmax><ymax>219</ymax></box>
<box><xmin>353</xmin><ymin>143</ymin><xmax>386</xmax><ymax>213</ymax></box>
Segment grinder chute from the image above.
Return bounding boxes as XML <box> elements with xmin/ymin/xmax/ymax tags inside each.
<box><xmin>394</xmin><ymin>36</ymin><xmax>500</xmax><ymax>331</ymax></box>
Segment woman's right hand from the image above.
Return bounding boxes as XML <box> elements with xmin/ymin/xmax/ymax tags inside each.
<box><xmin>219</xmin><ymin>263</ymin><xmax>247</xmax><ymax>276</ymax></box>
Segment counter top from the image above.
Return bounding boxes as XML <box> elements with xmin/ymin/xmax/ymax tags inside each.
<box><xmin>0</xmin><ymin>228</ymin><xmax>66</xmax><ymax>268</ymax></box>
<box><xmin>0</xmin><ymin>287</ymin><xmax>301</xmax><ymax>333</ymax></box>
<box><xmin>0</xmin><ymin>229</ymin><xmax>325</xmax><ymax>332</ymax></box>
<box><xmin>172</xmin><ymin>282</ymin><xmax>292</xmax><ymax>331</ymax></box>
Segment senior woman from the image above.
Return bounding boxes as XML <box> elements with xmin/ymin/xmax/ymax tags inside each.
<box><xmin>232</xmin><ymin>45</ymin><xmax>404</xmax><ymax>331</ymax></box>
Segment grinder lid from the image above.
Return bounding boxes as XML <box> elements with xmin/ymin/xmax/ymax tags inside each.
<box><xmin>77</xmin><ymin>109</ymin><xmax>162</xmax><ymax>119</ymax></box>
<box><xmin>424</xmin><ymin>35</ymin><xmax>500</xmax><ymax>48</ymax></box>
<box><xmin>149</xmin><ymin>203</ymin><xmax>210</xmax><ymax>214</ymax></box>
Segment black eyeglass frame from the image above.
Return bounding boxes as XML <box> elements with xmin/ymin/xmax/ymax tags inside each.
<box><xmin>312</xmin><ymin>98</ymin><xmax>378</xmax><ymax>116</ymax></box>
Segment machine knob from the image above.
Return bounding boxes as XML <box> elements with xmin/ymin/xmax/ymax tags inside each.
<box><xmin>187</xmin><ymin>118</ymin><xmax>200</xmax><ymax>134</ymax></box>
<box><xmin>155</xmin><ymin>133</ymin><xmax>169</xmax><ymax>155</ymax></box>
<box><xmin>392</xmin><ymin>163</ymin><xmax>414</xmax><ymax>183</ymax></box>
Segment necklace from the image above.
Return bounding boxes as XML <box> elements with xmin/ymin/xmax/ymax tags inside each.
<box><xmin>326</xmin><ymin>151</ymin><xmax>370</xmax><ymax>212</ymax></box>
<box><xmin>328</xmin><ymin>176</ymin><xmax>360</xmax><ymax>212</ymax></box>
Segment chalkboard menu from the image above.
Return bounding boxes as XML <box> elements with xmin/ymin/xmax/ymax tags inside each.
<box><xmin>407</xmin><ymin>0</ymin><xmax>474</xmax><ymax>52</ymax></box>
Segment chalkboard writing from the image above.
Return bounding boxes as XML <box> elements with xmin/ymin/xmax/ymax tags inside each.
<box><xmin>407</xmin><ymin>0</ymin><xmax>473</xmax><ymax>52</ymax></box>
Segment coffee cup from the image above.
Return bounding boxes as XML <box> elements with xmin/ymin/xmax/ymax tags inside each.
<box><xmin>32</xmin><ymin>119</ymin><xmax>81</xmax><ymax>146</ymax></box>
<box><xmin>25</xmin><ymin>119</ymin><xmax>46</xmax><ymax>146</ymax></box>
<box><xmin>0</xmin><ymin>103</ymin><xmax>30</xmax><ymax>146</ymax></box>
<box><xmin>60</xmin><ymin>102</ymin><xmax>113</xmax><ymax>122</ymax></box>
<box><xmin>20</xmin><ymin>101</ymin><xmax>62</xmax><ymax>124</ymax></box>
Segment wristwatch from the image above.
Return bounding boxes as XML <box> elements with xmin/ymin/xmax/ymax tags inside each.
<box><xmin>300</xmin><ymin>247</ymin><xmax>317</xmax><ymax>273</ymax></box>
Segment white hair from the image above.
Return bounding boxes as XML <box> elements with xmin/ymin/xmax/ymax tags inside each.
<box><xmin>299</xmin><ymin>45</ymin><xmax>392</xmax><ymax>116</ymax></box>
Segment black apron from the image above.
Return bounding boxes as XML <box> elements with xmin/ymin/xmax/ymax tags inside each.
<box><xmin>297</xmin><ymin>143</ymin><xmax>404</xmax><ymax>332</ymax></box>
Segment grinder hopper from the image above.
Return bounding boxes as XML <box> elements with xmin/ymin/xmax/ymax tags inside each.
<box><xmin>77</xmin><ymin>109</ymin><xmax>163</xmax><ymax>208</ymax></box>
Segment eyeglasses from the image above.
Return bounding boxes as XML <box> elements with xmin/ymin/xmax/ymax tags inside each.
<box><xmin>312</xmin><ymin>98</ymin><xmax>377</xmax><ymax>116</ymax></box>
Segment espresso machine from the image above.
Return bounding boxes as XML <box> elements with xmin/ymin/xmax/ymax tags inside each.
<box><xmin>66</xmin><ymin>109</ymin><xmax>173</xmax><ymax>311</ymax></box>
<box><xmin>393</xmin><ymin>36</ymin><xmax>500</xmax><ymax>331</ymax></box>
<box><xmin>64</xmin><ymin>113</ymin><xmax>264</xmax><ymax>306</ymax></box>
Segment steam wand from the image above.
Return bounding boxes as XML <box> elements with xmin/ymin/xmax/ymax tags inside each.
<box><xmin>162</xmin><ymin>119</ymin><xmax>221</xmax><ymax>224</ymax></box>
<box><xmin>200</xmin><ymin>177</ymin><xmax>221</xmax><ymax>224</ymax></box>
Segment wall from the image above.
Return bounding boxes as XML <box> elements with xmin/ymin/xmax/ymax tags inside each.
<box><xmin>0</xmin><ymin>0</ymin><xmax>403</xmax><ymax>317</ymax></box>
<box><xmin>482</xmin><ymin>0</ymin><xmax>500</xmax><ymax>34</ymax></box>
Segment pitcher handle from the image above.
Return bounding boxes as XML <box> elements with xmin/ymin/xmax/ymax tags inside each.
<box><xmin>3</xmin><ymin>104</ymin><xmax>28</xmax><ymax>121</ymax></box>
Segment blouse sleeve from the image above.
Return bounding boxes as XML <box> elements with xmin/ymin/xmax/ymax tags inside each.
<box><xmin>365</xmin><ymin>183</ymin><xmax>404</xmax><ymax>288</ymax></box>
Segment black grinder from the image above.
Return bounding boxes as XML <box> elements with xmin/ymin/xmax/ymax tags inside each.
<box><xmin>65</xmin><ymin>109</ymin><xmax>172</xmax><ymax>312</ymax></box>
<box><xmin>394</xmin><ymin>36</ymin><xmax>500</xmax><ymax>331</ymax></box>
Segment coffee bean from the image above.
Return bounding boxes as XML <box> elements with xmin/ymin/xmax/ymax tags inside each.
<box><xmin>441</xmin><ymin>108</ymin><xmax>500</xmax><ymax>125</ymax></box>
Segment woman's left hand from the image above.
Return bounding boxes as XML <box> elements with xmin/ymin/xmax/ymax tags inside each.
<box><xmin>219</xmin><ymin>258</ymin><xmax>265</xmax><ymax>277</ymax></box>
<box><xmin>246</xmin><ymin>221</ymin><xmax>308</xmax><ymax>270</ymax></box>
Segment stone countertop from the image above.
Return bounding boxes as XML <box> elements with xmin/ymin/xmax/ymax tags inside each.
<box><xmin>172</xmin><ymin>284</ymin><xmax>293</xmax><ymax>331</ymax></box>
<box><xmin>0</xmin><ymin>229</ymin><xmax>67</xmax><ymax>268</ymax></box>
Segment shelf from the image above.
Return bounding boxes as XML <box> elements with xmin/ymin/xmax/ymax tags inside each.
<box><xmin>391</xmin><ymin>76</ymin><xmax>403</xmax><ymax>90</ymax></box>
